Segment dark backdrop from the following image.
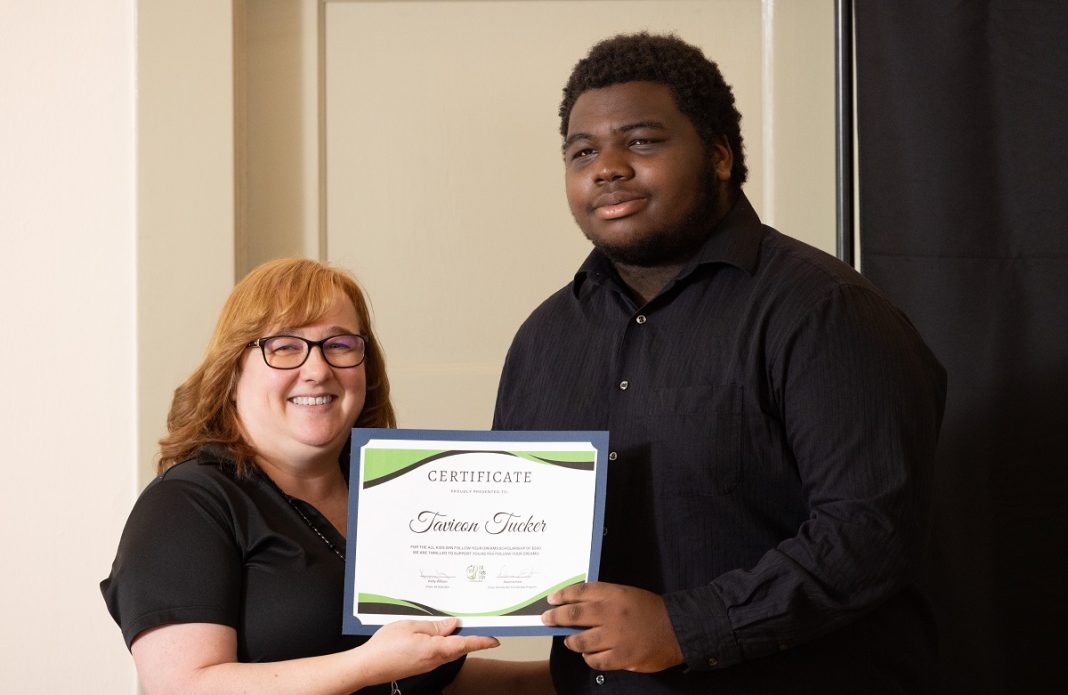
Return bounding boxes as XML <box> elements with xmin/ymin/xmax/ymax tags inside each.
<box><xmin>854</xmin><ymin>1</ymin><xmax>1068</xmax><ymax>691</ymax></box>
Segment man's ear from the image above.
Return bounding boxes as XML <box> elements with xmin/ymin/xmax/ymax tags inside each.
<box><xmin>711</xmin><ymin>136</ymin><xmax>733</xmax><ymax>182</ymax></box>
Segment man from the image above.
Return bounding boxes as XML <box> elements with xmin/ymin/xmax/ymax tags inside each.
<box><xmin>493</xmin><ymin>33</ymin><xmax>946</xmax><ymax>693</ymax></box>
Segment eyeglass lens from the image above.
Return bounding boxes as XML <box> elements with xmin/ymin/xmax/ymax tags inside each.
<box><xmin>260</xmin><ymin>335</ymin><xmax>365</xmax><ymax>369</ymax></box>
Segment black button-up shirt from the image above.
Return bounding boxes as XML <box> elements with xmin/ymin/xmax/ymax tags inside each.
<box><xmin>493</xmin><ymin>193</ymin><xmax>946</xmax><ymax>693</ymax></box>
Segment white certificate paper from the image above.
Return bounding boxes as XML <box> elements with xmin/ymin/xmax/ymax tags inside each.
<box><xmin>343</xmin><ymin>429</ymin><xmax>609</xmax><ymax>636</ymax></box>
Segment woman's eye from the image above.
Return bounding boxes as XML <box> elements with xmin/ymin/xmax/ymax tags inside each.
<box><xmin>265</xmin><ymin>338</ymin><xmax>302</xmax><ymax>354</ymax></box>
<box><xmin>325</xmin><ymin>340</ymin><xmax>354</xmax><ymax>352</ymax></box>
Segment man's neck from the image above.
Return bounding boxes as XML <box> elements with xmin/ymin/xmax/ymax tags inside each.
<box><xmin>613</xmin><ymin>262</ymin><xmax>686</xmax><ymax>306</ymax></box>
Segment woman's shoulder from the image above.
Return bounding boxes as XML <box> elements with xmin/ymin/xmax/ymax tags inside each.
<box><xmin>144</xmin><ymin>446</ymin><xmax>263</xmax><ymax>509</ymax></box>
<box><xmin>117</xmin><ymin>449</ymin><xmax>277</xmax><ymax>562</ymax></box>
<box><xmin>155</xmin><ymin>443</ymin><xmax>252</xmax><ymax>484</ymax></box>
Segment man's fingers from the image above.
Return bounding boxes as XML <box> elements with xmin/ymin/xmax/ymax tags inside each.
<box><xmin>562</xmin><ymin>631</ymin><xmax>582</xmax><ymax>653</ymax></box>
<box><xmin>543</xmin><ymin>582</ymin><xmax>611</xmax><ymax>626</ymax></box>
<box><xmin>542</xmin><ymin>600</ymin><xmax>595</xmax><ymax>627</ymax></box>
<box><xmin>541</xmin><ymin>605</ymin><xmax>565</xmax><ymax>626</ymax></box>
<box><xmin>581</xmin><ymin>649</ymin><xmax>618</xmax><ymax>672</ymax></box>
<box><xmin>565</xmin><ymin>630</ymin><xmax>621</xmax><ymax>672</ymax></box>
<box><xmin>547</xmin><ymin>580</ymin><xmax>592</xmax><ymax>606</ymax></box>
<box><xmin>550</xmin><ymin>619</ymin><xmax>612</xmax><ymax>661</ymax></box>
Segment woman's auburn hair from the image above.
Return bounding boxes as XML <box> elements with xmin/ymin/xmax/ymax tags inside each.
<box><xmin>158</xmin><ymin>258</ymin><xmax>396</xmax><ymax>476</ymax></box>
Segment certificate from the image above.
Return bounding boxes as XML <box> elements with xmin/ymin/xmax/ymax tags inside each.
<box><xmin>343</xmin><ymin>428</ymin><xmax>608</xmax><ymax>636</ymax></box>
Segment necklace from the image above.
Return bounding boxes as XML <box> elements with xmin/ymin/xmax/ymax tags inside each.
<box><xmin>283</xmin><ymin>494</ymin><xmax>346</xmax><ymax>561</ymax></box>
<box><xmin>271</xmin><ymin>478</ymin><xmax>402</xmax><ymax>693</ymax></box>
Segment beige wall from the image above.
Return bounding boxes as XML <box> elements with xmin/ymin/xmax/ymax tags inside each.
<box><xmin>1</xmin><ymin>0</ymin><xmax>235</xmax><ymax>691</ymax></box>
<box><xmin>137</xmin><ymin>0</ymin><xmax>237</xmax><ymax>486</ymax></box>
<box><xmin>322</xmin><ymin>1</ymin><xmax>834</xmax><ymax>442</ymax></box>
<box><xmin>1</xmin><ymin>1</ymin><xmax>139</xmax><ymax>691</ymax></box>
<box><xmin>0</xmin><ymin>0</ymin><xmax>835</xmax><ymax>689</ymax></box>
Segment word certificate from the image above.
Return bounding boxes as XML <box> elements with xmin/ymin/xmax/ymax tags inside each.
<box><xmin>343</xmin><ymin>429</ymin><xmax>609</xmax><ymax>636</ymax></box>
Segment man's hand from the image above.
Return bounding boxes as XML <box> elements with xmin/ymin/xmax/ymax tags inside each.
<box><xmin>541</xmin><ymin>581</ymin><xmax>684</xmax><ymax>673</ymax></box>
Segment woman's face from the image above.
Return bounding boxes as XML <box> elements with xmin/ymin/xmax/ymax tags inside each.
<box><xmin>233</xmin><ymin>292</ymin><xmax>367</xmax><ymax>470</ymax></box>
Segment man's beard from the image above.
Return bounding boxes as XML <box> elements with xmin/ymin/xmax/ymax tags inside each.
<box><xmin>585</xmin><ymin>166</ymin><xmax>724</xmax><ymax>268</ymax></box>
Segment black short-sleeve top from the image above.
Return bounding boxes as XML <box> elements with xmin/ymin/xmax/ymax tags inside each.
<box><xmin>100</xmin><ymin>448</ymin><xmax>462</xmax><ymax>694</ymax></box>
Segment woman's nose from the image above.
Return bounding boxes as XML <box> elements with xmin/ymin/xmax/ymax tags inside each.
<box><xmin>301</xmin><ymin>344</ymin><xmax>334</xmax><ymax>377</ymax></box>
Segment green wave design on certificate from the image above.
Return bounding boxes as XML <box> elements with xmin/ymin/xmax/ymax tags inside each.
<box><xmin>357</xmin><ymin>573</ymin><xmax>586</xmax><ymax>617</ymax></box>
<box><xmin>363</xmin><ymin>449</ymin><xmax>595</xmax><ymax>488</ymax></box>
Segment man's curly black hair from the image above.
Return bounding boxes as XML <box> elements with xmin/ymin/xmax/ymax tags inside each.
<box><xmin>559</xmin><ymin>32</ymin><xmax>748</xmax><ymax>189</ymax></box>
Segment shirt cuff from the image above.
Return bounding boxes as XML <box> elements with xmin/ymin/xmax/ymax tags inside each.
<box><xmin>663</xmin><ymin>584</ymin><xmax>742</xmax><ymax>671</ymax></box>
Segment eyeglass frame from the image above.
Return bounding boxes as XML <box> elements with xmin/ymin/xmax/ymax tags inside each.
<box><xmin>246</xmin><ymin>333</ymin><xmax>368</xmax><ymax>370</ymax></box>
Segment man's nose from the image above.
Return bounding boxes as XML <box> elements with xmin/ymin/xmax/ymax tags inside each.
<box><xmin>595</xmin><ymin>147</ymin><xmax>633</xmax><ymax>184</ymax></box>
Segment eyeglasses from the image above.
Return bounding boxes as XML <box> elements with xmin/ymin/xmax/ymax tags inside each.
<box><xmin>247</xmin><ymin>334</ymin><xmax>368</xmax><ymax>370</ymax></box>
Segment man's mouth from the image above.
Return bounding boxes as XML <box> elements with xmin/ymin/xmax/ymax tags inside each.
<box><xmin>593</xmin><ymin>191</ymin><xmax>647</xmax><ymax>220</ymax></box>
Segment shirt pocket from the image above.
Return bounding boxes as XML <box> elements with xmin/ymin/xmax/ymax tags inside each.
<box><xmin>650</xmin><ymin>382</ymin><xmax>747</xmax><ymax>496</ymax></box>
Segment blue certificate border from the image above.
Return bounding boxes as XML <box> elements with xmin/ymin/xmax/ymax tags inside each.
<box><xmin>343</xmin><ymin>428</ymin><xmax>609</xmax><ymax>636</ymax></box>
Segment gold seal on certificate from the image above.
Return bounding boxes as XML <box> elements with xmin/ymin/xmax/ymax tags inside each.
<box><xmin>343</xmin><ymin>429</ymin><xmax>609</xmax><ymax>636</ymax></box>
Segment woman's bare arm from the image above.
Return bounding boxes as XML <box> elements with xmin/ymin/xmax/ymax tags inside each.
<box><xmin>131</xmin><ymin>619</ymin><xmax>498</xmax><ymax>695</ymax></box>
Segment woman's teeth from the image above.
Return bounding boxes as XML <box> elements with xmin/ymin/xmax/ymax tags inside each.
<box><xmin>290</xmin><ymin>395</ymin><xmax>335</xmax><ymax>406</ymax></box>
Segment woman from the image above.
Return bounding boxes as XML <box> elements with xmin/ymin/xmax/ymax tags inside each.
<box><xmin>101</xmin><ymin>258</ymin><xmax>501</xmax><ymax>694</ymax></box>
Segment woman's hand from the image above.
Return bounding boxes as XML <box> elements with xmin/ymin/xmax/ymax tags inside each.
<box><xmin>358</xmin><ymin>618</ymin><xmax>500</xmax><ymax>685</ymax></box>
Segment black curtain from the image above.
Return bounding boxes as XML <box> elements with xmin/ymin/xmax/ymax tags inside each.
<box><xmin>854</xmin><ymin>1</ymin><xmax>1068</xmax><ymax>691</ymax></box>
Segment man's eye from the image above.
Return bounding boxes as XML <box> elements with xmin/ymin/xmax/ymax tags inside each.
<box><xmin>630</xmin><ymin>138</ymin><xmax>658</xmax><ymax>147</ymax></box>
<box><xmin>570</xmin><ymin>148</ymin><xmax>595</xmax><ymax>161</ymax></box>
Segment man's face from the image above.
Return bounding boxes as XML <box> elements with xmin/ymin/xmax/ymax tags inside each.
<box><xmin>563</xmin><ymin>81</ymin><xmax>732</xmax><ymax>267</ymax></box>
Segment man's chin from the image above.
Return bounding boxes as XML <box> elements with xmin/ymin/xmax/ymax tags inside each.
<box><xmin>581</xmin><ymin>205</ymin><xmax>720</xmax><ymax>267</ymax></box>
<box><xmin>583</xmin><ymin>226</ymin><xmax>660</xmax><ymax>266</ymax></box>
<box><xmin>591</xmin><ymin>234</ymin><xmax>696</xmax><ymax>267</ymax></box>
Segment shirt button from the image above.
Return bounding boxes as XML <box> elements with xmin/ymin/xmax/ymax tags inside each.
<box><xmin>608</xmin><ymin>451</ymin><xmax>618</xmax><ymax>461</ymax></box>
<box><xmin>603</xmin><ymin>526</ymin><xmax>608</xmax><ymax>536</ymax></box>
<box><xmin>619</xmin><ymin>380</ymin><xmax>629</xmax><ymax>390</ymax></box>
<box><xmin>707</xmin><ymin>657</ymin><xmax>719</xmax><ymax>668</ymax></box>
<box><xmin>635</xmin><ymin>314</ymin><xmax>647</xmax><ymax>324</ymax></box>
<box><xmin>595</xmin><ymin>674</ymin><xmax>606</xmax><ymax>685</ymax></box>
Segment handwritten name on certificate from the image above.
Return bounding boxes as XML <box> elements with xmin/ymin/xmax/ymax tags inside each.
<box><xmin>342</xmin><ymin>429</ymin><xmax>609</xmax><ymax>636</ymax></box>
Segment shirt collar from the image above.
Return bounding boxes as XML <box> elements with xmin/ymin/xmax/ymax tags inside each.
<box><xmin>572</xmin><ymin>190</ymin><xmax>764</xmax><ymax>296</ymax></box>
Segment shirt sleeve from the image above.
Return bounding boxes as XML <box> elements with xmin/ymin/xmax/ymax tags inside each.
<box><xmin>100</xmin><ymin>473</ymin><xmax>244</xmax><ymax>649</ymax></box>
<box><xmin>663</xmin><ymin>283</ymin><xmax>946</xmax><ymax>670</ymax></box>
